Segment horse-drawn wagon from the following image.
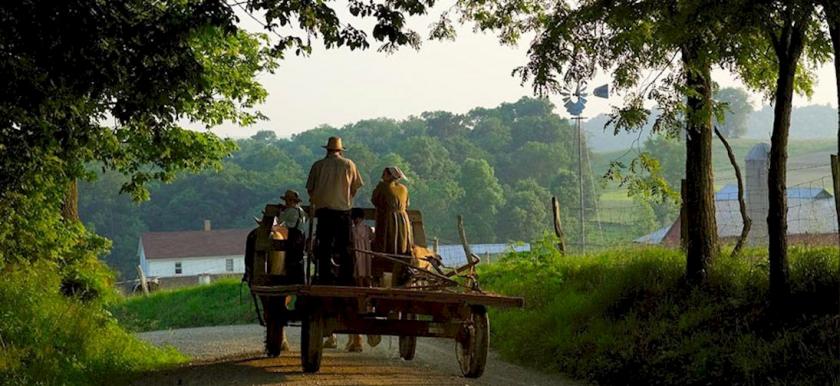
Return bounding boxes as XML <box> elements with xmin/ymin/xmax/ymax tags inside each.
<box><xmin>244</xmin><ymin>204</ymin><xmax>523</xmax><ymax>378</ymax></box>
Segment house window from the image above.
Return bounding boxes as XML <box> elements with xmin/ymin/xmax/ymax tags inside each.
<box><xmin>225</xmin><ymin>258</ymin><xmax>234</xmax><ymax>272</ymax></box>
<box><xmin>175</xmin><ymin>262</ymin><xmax>182</xmax><ymax>275</ymax></box>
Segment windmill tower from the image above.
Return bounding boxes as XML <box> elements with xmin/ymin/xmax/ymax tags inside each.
<box><xmin>560</xmin><ymin>81</ymin><xmax>609</xmax><ymax>252</ymax></box>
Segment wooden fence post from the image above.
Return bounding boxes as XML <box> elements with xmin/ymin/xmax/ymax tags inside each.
<box><xmin>457</xmin><ymin>215</ymin><xmax>478</xmax><ymax>265</ymax></box>
<box><xmin>136</xmin><ymin>265</ymin><xmax>149</xmax><ymax>296</ymax></box>
<box><xmin>551</xmin><ymin>196</ymin><xmax>567</xmax><ymax>254</ymax></box>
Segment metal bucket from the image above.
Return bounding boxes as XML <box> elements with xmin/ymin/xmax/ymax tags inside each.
<box><xmin>198</xmin><ymin>273</ymin><xmax>212</xmax><ymax>285</ymax></box>
<box><xmin>268</xmin><ymin>228</ymin><xmax>287</xmax><ymax>275</ymax></box>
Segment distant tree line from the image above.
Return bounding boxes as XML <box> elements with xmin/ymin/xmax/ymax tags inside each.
<box><xmin>80</xmin><ymin>97</ymin><xmax>603</xmax><ymax>278</ymax></box>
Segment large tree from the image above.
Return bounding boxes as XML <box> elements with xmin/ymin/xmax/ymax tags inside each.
<box><xmin>458</xmin><ymin>158</ymin><xmax>506</xmax><ymax>242</ymax></box>
<box><xmin>0</xmin><ymin>0</ymin><xmax>439</xmax><ymax>259</ymax></box>
<box><xmin>821</xmin><ymin>1</ymin><xmax>840</xmax><ymax>150</ymax></box>
<box><xmin>734</xmin><ymin>0</ymin><xmax>830</xmax><ymax>303</ymax></box>
<box><xmin>714</xmin><ymin>87</ymin><xmax>755</xmax><ymax>138</ymax></box>
<box><xmin>454</xmin><ymin>0</ymin><xmax>751</xmax><ymax>282</ymax></box>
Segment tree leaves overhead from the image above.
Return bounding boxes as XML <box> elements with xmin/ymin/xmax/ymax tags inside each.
<box><xmin>247</xmin><ymin>0</ymin><xmax>434</xmax><ymax>54</ymax></box>
<box><xmin>0</xmin><ymin>0</ymin><xmax>270</xmax><ymax>202</ymax></box>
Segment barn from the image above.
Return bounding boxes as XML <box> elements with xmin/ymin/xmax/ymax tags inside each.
<box><xmin>138</xmin><ymin>220</ymin><xmax>251</xmax><ymax>287</ymax></box>
<box><xmin>636</xmin><ymin>143</ymin><xmax>838</xmax><ymax>247</ymax></box>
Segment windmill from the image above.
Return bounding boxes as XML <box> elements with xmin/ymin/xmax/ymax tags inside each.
<box><xmin>560</xmin><ymin>80</ymin><xmax>589</xmax><ymax>116</ymax></box>
<box><xmin>561</xmin><ymin>79</ymin><xmax>609</xmax><ymax>252</ymax></box>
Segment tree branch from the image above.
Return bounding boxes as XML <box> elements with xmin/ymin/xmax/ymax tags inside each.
<box><xmin>714</xmin><ymin>126</ymin><xmax>751</xmax><ymax>257</ymax></box>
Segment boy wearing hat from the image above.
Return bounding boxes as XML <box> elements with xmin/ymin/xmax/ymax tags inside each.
<box><xmin>277</xmin><ymin>189</ymin><xmax>307</xmax><ymax>284</ymax></box>
<box><xmin>306</xmin><ymin>136</ymin><xmax>363</xmax><ymax>285</ymax></box>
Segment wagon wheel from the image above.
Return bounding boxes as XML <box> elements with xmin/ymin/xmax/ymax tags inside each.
<box><xmin>264</xmin><ymin>300</ymin><xmax>285</xmax><ymax>357</ymax></box>
<box><xmin>455</xmin><ymin>305</ymin><xmax>489</xmax><ymax>378</ymax></box>
<box><xmin>300</xmin><ymin>310</ymin><xmax>323</xmax><ymax>373</ymax></box>
<box><xmin>398</xmin><ymin>313</ymin><xmax>417</xmax><ymax>360</ymax></box>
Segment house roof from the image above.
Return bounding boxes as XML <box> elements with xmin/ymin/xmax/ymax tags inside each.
<box><xmin>141</xmin><ymin>228</ymin><xmax>251</xmax><ymax>259</ymax></box>
<box><xmin>634</xmin><ymin>226</ymin><xmax>670</xmax><ymax>244</ymax></box>
<box><xmin>715</xmin><ymin>183</ymin><xmax>833</xmax><ymax>201</ymax></box>
<box><xmin>436</xmin><ymin>243</ymin><xmax>530</xmax><ymax>267</ymax></box>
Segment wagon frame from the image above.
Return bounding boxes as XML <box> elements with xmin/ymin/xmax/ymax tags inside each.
<box><xmin>246</xmin><ymin>204</ymin><xmax>523</xmax><ymax>378</ymax></box>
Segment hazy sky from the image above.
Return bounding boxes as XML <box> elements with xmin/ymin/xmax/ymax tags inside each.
<box><xmin>213</xmin><ymin>8</ymin><xmax>838</xmax><ymax>139</ymax></box>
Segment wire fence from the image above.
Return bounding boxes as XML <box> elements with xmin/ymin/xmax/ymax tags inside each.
<box><xmin>423</xmin><ymin>169</ymin><xmax>837</xmax><ymax>258</ymax></box>
<box><xmin>561</xmin><ymin>171</ymin><xmax>838</xmax><ymax>252</ymax></box>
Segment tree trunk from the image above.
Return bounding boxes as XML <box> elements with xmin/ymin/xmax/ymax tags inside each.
<box><xmin>823</xmin><ymin>1</ymin><xmax>840</xmax><ymax>151</ymax></box>
<box><xmin>768</xmin><ymin>65</ymin><xmax>794</xmax><ymax>304</ymax></box>
<box><xmin>832</xmin><ymin>27</ymin><xmax>839</xmax><ymax>153</ymax></box>
<box><xmin>715</xmin><ymin>127</ymin><xmax>751</xmax><ymax>257</ymax></box>
<box><xmin>61</xmin><ymin>179</ymin><xmax>80</xmax><ymax>222</ymax></box>
<box><xmin>767</xmin><ymin>23</ymin><xmax>805</xmax><ymax>304</ymax></box>
<box><xmin>832</xmin><ymin>156</ymin><xmax>840</xmax><ymax>248</ymax></box>
<box><xmin>831</xmin><ymin>16</ymin><xmax>840</xmax><ymax>248</ymax></box>
<box><xmin>681</xmin><ymin>46</ymin><xmax>718</xmax><ymax>284</ymax></box>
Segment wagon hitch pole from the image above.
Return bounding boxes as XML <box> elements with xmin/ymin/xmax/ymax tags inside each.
<box><xmin>457</xmin><ymin>215</ymin><xmax>481</xmax><ymax>291</ymax></box>
<box><xmin>353</xmin><ymin>249</ymin><xmax>461</xmax><ymax>287</ymax></box>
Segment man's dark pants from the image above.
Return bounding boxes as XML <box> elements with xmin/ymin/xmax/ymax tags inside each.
<box><xmin>314</xmin><ymin>208</ymin><xmax>354</xmax><ymax>285</ymax></box>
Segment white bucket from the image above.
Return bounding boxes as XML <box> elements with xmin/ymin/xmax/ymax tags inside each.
<box><xmin>198</xmin><ymin>273</ymin><xmax>212</xmax><ymax>285</ymax></box>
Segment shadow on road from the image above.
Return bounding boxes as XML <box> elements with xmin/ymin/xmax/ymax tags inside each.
<box><xmin>130</xmin><ymin>351</ymin><xmax>471</xmax><ymax>386</ymax></box>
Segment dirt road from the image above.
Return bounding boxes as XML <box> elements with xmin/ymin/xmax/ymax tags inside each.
<box><xmin>133</xmin><ymin>324</ymin><xmax>578</xmax><ymax>386</ymax></box>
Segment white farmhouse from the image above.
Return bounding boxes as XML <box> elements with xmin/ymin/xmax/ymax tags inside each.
<box><xmin>138</xmin><ymin>220</ymin><xmax>251</xmax><ymax>286</ymax></box>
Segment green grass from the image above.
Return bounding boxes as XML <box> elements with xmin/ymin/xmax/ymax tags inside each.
<box><xmin>111</xmin><ymin>278</ymin><xmax>257</xmax><ymax>332</ymax></box>
<box><xmin>0</xmin><ymin>263</ymin><xmax>186</xmax><ymax>385</ymax></box>
<box><xmin>100</xmin><ymin>244</ymin><xmax>840</xmax><ymax>385</ymax></box>
<box><xmin>480</xmin><ymin>241</ymin><xmax>840</xmax><ymax>385</ymax></box>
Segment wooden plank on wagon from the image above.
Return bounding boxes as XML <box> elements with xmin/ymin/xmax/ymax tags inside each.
<box><xmin>250</xmin><ymin>284</ymin><xmax>524</xmax><ymax>308</ymax></box>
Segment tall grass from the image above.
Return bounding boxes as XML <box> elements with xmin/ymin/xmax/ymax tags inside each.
<box><xmin>111</xmin><ymin>278</ymin><xmax>257</xmax><ymax>332</ymax></box>
<box><xmin>481</xmin><ymin>240</ymin><xmax>840</xmax><ymax>385</ymax></box>
<box><xmin>0</xmin><ymin>263</ymin><xmax>185</xmax><ymax>385</ymax></box>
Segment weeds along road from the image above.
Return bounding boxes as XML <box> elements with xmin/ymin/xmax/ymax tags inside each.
<box><xmin>132</xmin><ymin>324</ymin><xmax>578</xmax><ymax>386</ymax></box>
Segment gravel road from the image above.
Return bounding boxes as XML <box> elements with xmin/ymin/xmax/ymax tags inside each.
<box><xmin>133</xmin><ymin>324</ymin><xmax>579</xmax><ymax>386</ymax></box>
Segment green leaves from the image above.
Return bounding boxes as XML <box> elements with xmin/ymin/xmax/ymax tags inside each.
<box><xmin>605</xmin><ymin>152</ymin><xmax>678</xmax><ymax>204</ymax></box>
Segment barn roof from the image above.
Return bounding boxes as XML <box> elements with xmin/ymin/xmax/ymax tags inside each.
<box><xmin>634</xmin><ymin>226</ymin><xmax>670</xmax><ymax>244</ymax></box>
<box><xmin>637</xmin><ymin>196</ymin><xmax>838</xmax><ymax>244</ymax></box>
<box><xmin>436</xmin><ymin>243</ymin><xmax>531</xmax><ymax>267</ymax></box>
<box><xmin>715</xmin><ymin>183</ymin><xmax>833</xmax><ymax>201</ymax></box>
<box><xmin>141</xmin><ymin>228</ymin><xmax>251</xmax><ymax>259</ymax></box>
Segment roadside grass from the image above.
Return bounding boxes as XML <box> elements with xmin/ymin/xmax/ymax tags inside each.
<box><xmin>111</xmin><ymin>278</ymin><xmax>257</xmax><ymax>332</ymax></box>
<box><xmin>0</xmin><ymin>263</ymin><xmax>186</xmax><ymax>385</ymax></box>
<box><xmin>481</xmin><ymin>241</ymin><xmax>840</xmax><ymax>386</ymax></box>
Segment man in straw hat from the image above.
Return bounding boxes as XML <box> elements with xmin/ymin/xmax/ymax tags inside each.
<box><xmin>277</xmin><ymin>189</ymin><xmax>307</xmax><ymax>284</ymax></box>
<box><xmin>306</xmin><ymin>136</ymin><xmax>363</xmax><ymax>285</ymax></box>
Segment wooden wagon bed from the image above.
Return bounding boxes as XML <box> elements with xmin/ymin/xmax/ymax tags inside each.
<box><xmin>250</xmin><ymin>284</ymin><xmax>524</xmax><ymax>309</ymax></box>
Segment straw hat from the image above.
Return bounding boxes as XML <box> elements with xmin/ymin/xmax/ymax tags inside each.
<box><xmin>281</xmin><ymin>189</ymin><xmax>301</xmax><ymax>204</ymax></box>
<box><xmin>322</xmin><ymin>136</ymin><xmax>345</xmax><ymax>151</ymax></box>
